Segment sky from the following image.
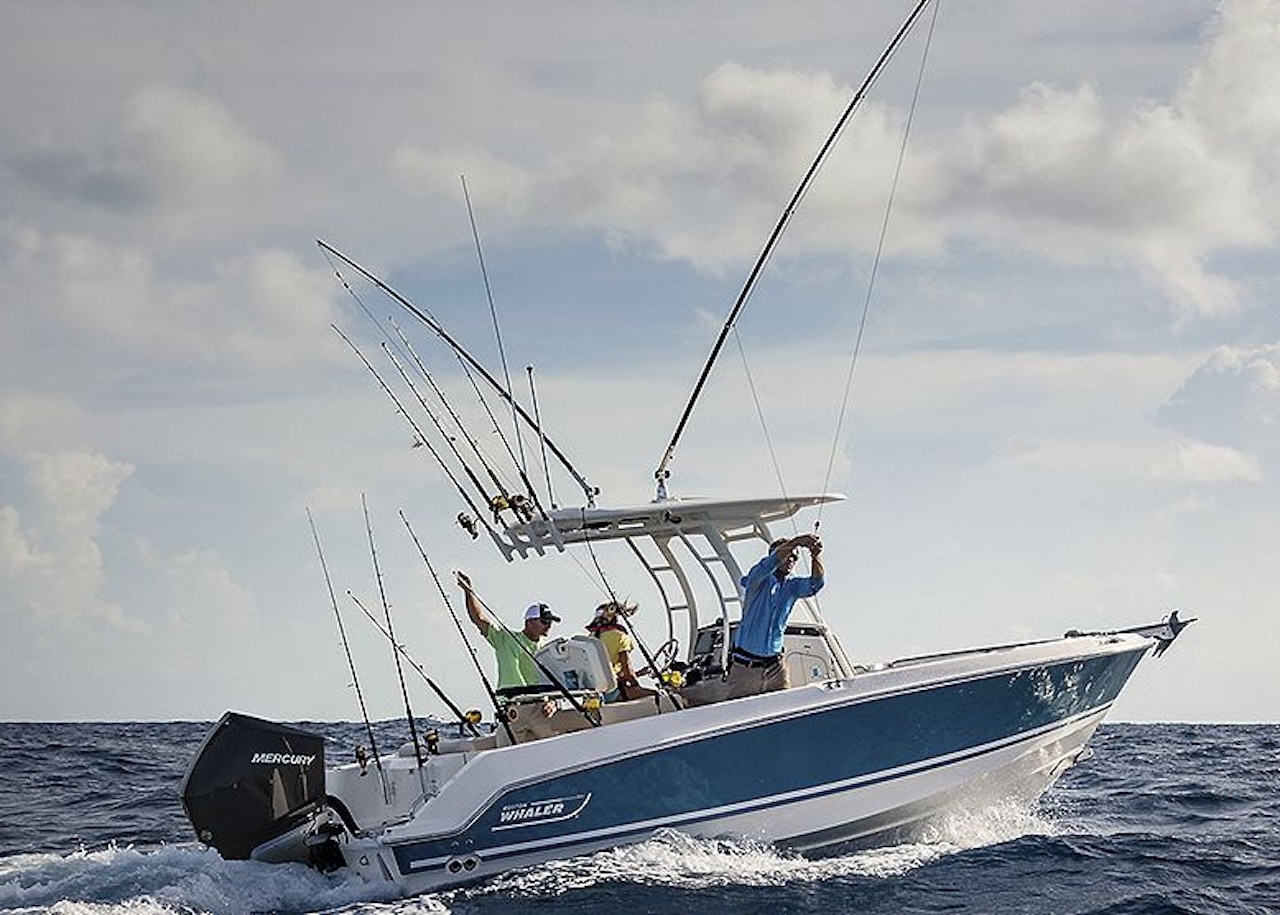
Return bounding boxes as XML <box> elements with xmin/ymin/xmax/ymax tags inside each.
<box><xmin>2</xmin><ymin>0</ymin><xmax>1278</xmax><ymax>724</ymax></box>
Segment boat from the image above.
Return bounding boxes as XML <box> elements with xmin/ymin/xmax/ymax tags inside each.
<box><xmin>180</xmin><ymin>0</ymin><xmax>1192</xmax><ymax>896</ymax></box>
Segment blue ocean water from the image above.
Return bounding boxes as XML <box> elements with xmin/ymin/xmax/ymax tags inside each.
<box><xmin>0</xmin><ymin>722</ymin><xmax>1276</xmax><ymax>914</ymax></box>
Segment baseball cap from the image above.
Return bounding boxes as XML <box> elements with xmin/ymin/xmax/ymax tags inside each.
<box><xmin>525</xmin><ymin>603</ymin><xmax>561</xmax><ymax>623</ymax></box>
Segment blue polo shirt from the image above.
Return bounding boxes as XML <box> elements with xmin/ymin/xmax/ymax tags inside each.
<box><xmin>734</xmin><ymin>551</ymin><xmax>824</xmax><ymax>657</ymax></box>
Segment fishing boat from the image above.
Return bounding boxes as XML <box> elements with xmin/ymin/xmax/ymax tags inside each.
<box><xmin>180</xmin><ymin>0</ymin><xmax>1192</xmax><ymax>896</ymax></box>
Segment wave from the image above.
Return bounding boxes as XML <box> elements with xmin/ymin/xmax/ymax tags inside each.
<box><xmin>0</xmin><ymin>843</ymin><xmax>401</xmax><ymax>915</ymax></box>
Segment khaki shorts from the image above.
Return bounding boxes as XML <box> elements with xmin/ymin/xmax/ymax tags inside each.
<box><xmin>680</xmin><ymin>657</ymin><xmax>789</xmax><ymax>708</ymax></box>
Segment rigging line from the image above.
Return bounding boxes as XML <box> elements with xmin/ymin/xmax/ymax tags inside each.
<box><xmin>527</xmin><ymin>365</ymin><xmax>557</xmax><ymax>510</ymax></box>
<box><xmin>307</xmin><ymin>508</ymin><xmax>388</xmax><ymax>801</ymax></box>
<box><xmin>390</xmin><ymin>319</ymin><xmax>514</xmax><ymax>504</ymax></box>
<box><xmin>381</xmin><ymin>341</ymin><xmax>496</xmax><ymax>513</ymax></box>
<box><xmin>653</xmin><ymin>0</ymin><xmax>937</xmax><ymax>490</ymax></box>
<box><xmin>818</xmin><ymin>0</ymin><xmax>941</xmax><ymax>530</ymax></box>
<box><xmin>732</xmin><ymin>327</ymin><xmax>798</xmax><ymax>538</ymax></box>
<box><xmin>346</xmin><ymin>590</ymin><xmax>479</xmax><ymax>737</ymax></box>
<box><xmin>362</xmin><ymin>493</ymin><xmax>425</xmax><ymax>768</ymax></box>
<box><xmin>317</xmin><ymin>239</ymin><xmax>598</xmax><ymax>509</ymax></box>
<box><xmin>461</xmin><ymin>174</ymin><xmax>529</xmax><ymax>483</ymax></box>
<box><xmin>400</xmin><ymin>511</ymin><xmax>516</xmax><ymax>746</ymax></box>
<box><xmin>332</xmin><ymin>324</ymin><xmax>504</xmax><ymax>548</ymax></box>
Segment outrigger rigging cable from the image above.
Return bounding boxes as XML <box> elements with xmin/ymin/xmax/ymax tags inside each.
<box><xmin>819</xmin><ymin>0</ymin><xmax>942</xmax><ymax>527</ymax></box>
<box><xmin>653</xmin><ymin>0</ymin><xmax>937</xmax><ymax>494</ymax></box>
<box><xmin>307</xmin><ymin>508</ymin><xmax>388</xmax><ymax>801</ymax></box>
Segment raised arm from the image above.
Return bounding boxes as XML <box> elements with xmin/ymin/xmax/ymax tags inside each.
<box><xmin>455</xmin><ymin>571</ymin><xmax>490</xmax><ymax>637</ymax></box>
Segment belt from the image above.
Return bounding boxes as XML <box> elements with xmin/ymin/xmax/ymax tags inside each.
<box><xmin>731</xmin><ymin>649</ymin><xmax>781</xmax><ymax>669</ymax></box>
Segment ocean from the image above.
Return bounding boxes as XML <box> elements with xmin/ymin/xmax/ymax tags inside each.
<box><xmin>0</xmin><ymin>722</ymin><xmax>1275</xmax><ymax>914</ymax></box>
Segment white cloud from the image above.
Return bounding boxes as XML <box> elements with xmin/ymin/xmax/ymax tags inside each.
<box><xmin>0</xmin><ymin>505</ymin><xmax>40</xmax><ymax>578</ymax></box>
<box><xmin>26</xmin><ymin>449</ymin><xmax>134</xmax><ymax>539</ymax></box>
<box><xmin>384</xmin><ymin>0</ymin><xmax>1279</xmax><ymax>321</ymax></box>
<box><xmin>391</xmin><ymin>146</ymin><xmax>533</xmax><ymax>217</ymax></box>
<box><xmin>1000</xmin><ymin>437</ymin><xmax>1260</xmax><ymax>484</ymax></box>
<box><xmin>0</xmin><ymin>449</ymin><xmax>138</xmax><ymax>630</ymax></box>
<box><xmin>6</xmin><ymin>86</ymin><xmax>279</xmax><ymax>222</ymax></box>
<box><xmin>1159</xmin><ymin>344</ymin><xmax>1280</xmax><ymax>456</ymax></box>
<box><xmin>1</xmin><ymin>227</ymin><xmax>341</xmax><ymax>373</ymax></box>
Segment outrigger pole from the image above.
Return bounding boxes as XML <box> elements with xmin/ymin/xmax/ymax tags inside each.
<box><xmin>652</xmin><ymin>0</ymin><xmax>936</xmax><ymax>497</ymax></box>
<box><xmin>317</xmin><ymin>239</ymin><xmax>599</xmax><ymax>509</ymax></box>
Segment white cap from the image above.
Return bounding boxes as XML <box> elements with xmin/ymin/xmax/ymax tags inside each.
<box><xmin>524</xmin><ymin>603</ymin><xmax>561</xmax><ymax>623</ymax></box>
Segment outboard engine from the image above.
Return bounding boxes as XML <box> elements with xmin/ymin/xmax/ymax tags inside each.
<box><xmin>180</xmin><ymin>711</ymin><xmax>327</xmax><ymax>862</ymax></box>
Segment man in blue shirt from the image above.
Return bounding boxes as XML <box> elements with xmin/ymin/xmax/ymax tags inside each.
<box><xmin>683</xmin><ymin>533</ymin><xmax>824</xmax><ymax>706</ymax></box>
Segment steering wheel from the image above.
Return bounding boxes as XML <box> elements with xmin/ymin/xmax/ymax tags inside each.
<box><xmin>649</xmin><ymin>638</ymin><xmax>679</xmax><ymax>673</ymax></box>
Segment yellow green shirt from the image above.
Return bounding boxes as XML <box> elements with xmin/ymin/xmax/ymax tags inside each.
<box><xmin>485</xmin><ymin>625</ymin><xmax>542</xmax><ymax>688</ymax></box>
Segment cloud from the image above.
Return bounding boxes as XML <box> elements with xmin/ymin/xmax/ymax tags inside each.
<box><xmin>0</xmin><ymin>227</ymin><xmax>341</xmax><ymax>373</ymax></box>
<box><xmin>1158</xmin><ymin>343</ymin><xmax>1280</xmax><ymax>455</ymax></box>
<box><xmin>6</xmin><ymin>85</ymin><xmax>279</xmax><ymax>221</ymax></box>
<box><xmin>0</xmin><ymin>449</ymin><xmax>138</xmax><ymax>629</ymax></box>
<box><xmin>996</xmin><ymin>436</ymin><xmax>1260</xmax><ymax>485</ymax></box>
<box><xmin>391</xmin><ymin>146</ymin><xmax>533</xmax><ymax>217</ymax></box>
<box><xmin>385</xmin><ymin>0</ymin><xmax>1279</xmax><ymax>321</ymax></box>
<box><xmin>0</xmin><ymin>392</ymin><xmax>87</xmax><ymax>455</ymax></box>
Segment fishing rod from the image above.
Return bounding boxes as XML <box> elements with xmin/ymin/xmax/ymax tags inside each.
<box><xmin>307</xmin><ymin>508</ymin><xmax>388</xmax><ymax>801</ymax></box>
<box><xmin>346</xmin><ymin>590</ymin><xmax>480</xmax><ymax>738</ymax></box>
<box><xmin>317</xmin><ymin>239</ymin><xmax>599</xmax><ymax>508</ymax></box>
<box><xmin>653</xmin><ymin>0</ymin><xmax>937</xmax><ymax>495</ymax></box>
<box><xmin>461</xmin><ymin>173</ymin><xmax>530</xmax><ymax>487</ymax></box>
<box><xmin>333</xmin><ymin>324</ymin><xmax>505</xmax><ymax>549</ymax></box>
<box><xmin>527</xmin><ymin>365</ymin><xmax>557</xmax><ymax>510</ymax></box>
<box><xmin>321</xmin><ymin>242</ymin><xmax>511</xmax><ymax>518</ymax></box>
<box><xmin>381</xmin><ymin>340</ymin><xmax>497</xmax><ymax>518</ymax></box>
<box><xmin>473</xmin><ymin>591</ymin><xmax>602</xmax><ymax>729</ymax></box>
<box><xmin>362</xmin><ymin>494</ymin><xmax>424</xmax><ymax>768</ymax></box>
<box><xmin>390</xmin><ymin>319</ymin><xmax>521</xmax><ymax>520</ymax></box>
<box><xmin>399</xmin><ymin>511</ymin><xmax>517</xmax><ymax>746</ymax></box>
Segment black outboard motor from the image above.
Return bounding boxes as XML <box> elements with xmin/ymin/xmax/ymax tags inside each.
<box><xmin>180</xmin><ymin>711</ymin><xmax>327</xmax><ymax>861</ymax></box>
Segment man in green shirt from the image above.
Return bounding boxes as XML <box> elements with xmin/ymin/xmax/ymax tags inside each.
<box><xmin>457</xmin><ymin>571</ymin><xmax>560</xmax><ymax>696</ymax></box>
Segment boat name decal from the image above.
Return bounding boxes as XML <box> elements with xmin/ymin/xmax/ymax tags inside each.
<box><xmin>250</xmin><ymin>752</ymin><xmax>317</xmax><ymax>766</ymax></box>
<box><xmin>492</xmin><ymin>792</ymin><xmax>591</xmax><ymax>831</ymax></box>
